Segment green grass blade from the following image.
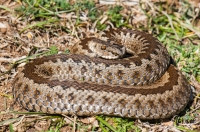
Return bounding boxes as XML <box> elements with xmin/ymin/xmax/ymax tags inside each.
<box><xmin>0</xmin><ymin>5</ymin><xmax>14</xmax><ymax>14</ymax></box>
<box><xmin>20</xmin><ymin>19</ymin><xmax>59</xmax><ymax>33</ymax></box>
<box><xmin>96</xmin><ymin>116</ymin><xmax>117</xmax><ymax>132</ymax></box>
<box><xmin>9</xmin><ymin>124</ymin><xmax>14</xmax><ymax>132</ymax></box>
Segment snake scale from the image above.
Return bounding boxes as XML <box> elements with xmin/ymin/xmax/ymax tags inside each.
<box><xmin>13</xmin><ymin>29</ymin><xmax>191</xmax><ymax>119</ymax></box>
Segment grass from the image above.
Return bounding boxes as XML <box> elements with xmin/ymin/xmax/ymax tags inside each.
<box><xmin>0</xmin><ymin>0</ymin><xmax>200</xmax><ymax>131</ymax></box>
<box><xmin>139</xmin><ymin>1</ymin><xmax>200</xmax><ymax>81</ymax></box>
<box><xmin>14</xmin><ymin>0</ymin><xmax>199</xmax><ymax>82</ymax></box>
<box><xmin>96</xmin><ymin>116</ymin><xmax>140</xmax><ymax>132</ymax></box>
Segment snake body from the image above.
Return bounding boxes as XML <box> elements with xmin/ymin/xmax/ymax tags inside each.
<box><xmin>13</xmin><ymin>29</ymin><xmax>191</xmax><ymax>119</ymax></box>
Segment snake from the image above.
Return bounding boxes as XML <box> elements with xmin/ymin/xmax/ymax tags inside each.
<box><xmin>13</xmin><ymin>29</ymin><xmax>191</xmax><ymax>119</ymax></box>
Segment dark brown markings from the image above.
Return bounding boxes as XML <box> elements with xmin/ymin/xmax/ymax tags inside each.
<box><xmin>94</xmin><ymin>69</ymin><xmax>101</xmax><ymax>76</ymax></box>
<box><xmin>21</xmin><ymin>29</ymin><xmax>176</xmax><ymax>95</ymax></box>
<box><xmin>56</xmin><ymin>93</ymin><xmax>64</xmax><ymax>99</ymax></box>
<box><xmin>166</xmin><ymin>97</ymin><xmax>173</xmax><ymax>104</ymax></box>
<box><xmin>80</xmin><ymin>38</ymin><xmax>92</xmax><ymax>50</ymax></box>
<box><xmin>32</xmin><ymin>104</ymin><xmax>37</xmax><ymax>111</ymax></box>
<box><xmin>148</xmin><ymin>100</ymin><xmax>154</xmax><ymax>107</ymax></box>
<box><xmin>34</xmin><ymin>89</ymin><xmax>41</xmax><ymax>99</ymax></box>
<box><xmin>86</xmin><ymin>95</ymin><xmax>94</xmax><ymax>104</ymax></box>
<box><xmin>134</xmin><ymin>99</ymin><xmax>140</xmax><ymax>109</ymax></box>
<box><xmin>108</xmin><ymin>72</ymin><xmax>113</xmax><ymax>80</ymax></box>
<box><xmin>17</xmin><ymin>82</ymin><xmax>22</xmax><ymax>88</ymax></box>
<box><xmin>155</xmin><ymin>60</ymin><xmax>161</xmax><ymax>67</ymax></box>
<box><xmin>68</xmin><ymin>66</ymin><xmax>72</xmax><ymax>71</ymax></box>
<box><xmin>81</xmin><ymin>66</ymin><xmax>87</xmax><ymax>75</ymax></box>
<box><xmin>145</xmin><ymin>55</ymin><xmax>152</xmax><ymax>61</ymax></box>
<box><xmin>152</xmin><ymin>49</ymin><xmax>158</xmax><ymax>55</ymax></box>
<box><xmin>142</xmin><ymin>76</ymin><xmax>146</xmax><ymax>82</ymax></box>
<box><xmin>14</xmin><ymin>92</ymin><xmax>20</xmax><ymax>100</ymax></box>
<box><xmin>39</xmin><ymin>67</ymin><xmax>53</xmax><ymax>77</ymax></box>
<box><xmin>118</xmin><ymin>99</ymin><xmax>127</xmax><ymax>106</ymax></box>
<box><xmin>134</xmin><ymin>60</ymin><xmax>142</xmax><ymax>66</ymax></box>
<box><xmin>22</xmin><ymin>28</ymin><xmax>169</xmax><ymax>69</ymax></box>
<box><xmin>162</xmin><ymin>49</ymin><xmax>169</xmax><ymax>57</ymax></box>
<box><xmin>128</xmin><ymin>31</ymin><xmax>134</xmax><ymax>37</ymax></box>
<box><xmin>29</xmin><ymin>98</ymin><xmax>34</xmax><ymax>104</ymax></box>
<box><xmin>117</xmin><ymin>70</ymin><xmax>125</xmax><ymax>77</ymax></box>
<box><xmin>46</xmin><ymin>93</ymin><xmax>53</xmax><ymax>101</ymax></box>
<box><xmin>146</xmin><ymin>64</ymin><xmax>152</xmax><ymax>72</ymax></box>
<box><xmin>132</xmin><ymin>71</ymin><xmax>140</xmax><ymax>78</ymax></box>
<box><xmin>23</xmin><ymin>84</ymin><xmax>30</xmax><ymax>94</ymax></box>
<box><xmin>24</xmin><ymin>61</ymin><xmax>180</xmax><ymax>95</ymax></box>
<box><xmin>56</xmin><ymin>66</ymin><xmax>61</xmax><ymax>71</ymax></box>
<box><xmin>79</xmin><ymin>38</ymin><xmax>98</xmax><ymax>53</ymax></box>
<box><xmin>157</xmin><ymin>99</ymin><xmax>165</xmax><ymax>107</ymax></box>
<box><xmin>108</xmin><ymin>29</ymin><xmax>169</xmax><ymax>66</ymax></box>
<box><xmin>102</xmin><ymin>96</ymin><xmax>109</xmax><ymax>103</ymax></box>
<box><xmin>68</xmin><ymin>93</ymin><xmax>74</xmax><ymax>101</ymax></box>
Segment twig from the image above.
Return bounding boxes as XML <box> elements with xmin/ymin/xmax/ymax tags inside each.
<box><xmin>61</xmin><ymin>114</ymin><xmax>78</xmax><ymax>125</ymax></box>
<box><xmin>0</xmin><ymin>43</ymin><xmax>8</xmax><ymax>49</ymax></box>
<box><xmin>73</xmin><ymin>115</ymin><xmax>77</xmax><ymax>132</ymax></box>
<box><xmin>189</xmin><ymin>103</ymin><xmax>200</xmax><ymax>114</ymax></box>
<box><xmin>38</xmin><ymin>4</ymin><xmax>61</xmax><ymax>18</ymax></box>
<box><xmin>159</xmin><ymin>10</ymin><xmax>179</xmax><ymax>40</ymax></box>
<box><xmin>13</xmin><ymin>115</ymin><xmax>25</xmax><ymax>127</ymax></box>
<box><xmin>0</xmin><ymin>56</ymin><xmax>26</xmax><ymax>62</ymax></box>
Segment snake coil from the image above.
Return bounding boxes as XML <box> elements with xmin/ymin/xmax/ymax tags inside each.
<box><xmin>13</xmin><ymin>29</ymin><xmax>191</xmax><ymax>119</ymax></box>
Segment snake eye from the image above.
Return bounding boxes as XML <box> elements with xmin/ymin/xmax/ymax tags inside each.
<box><xmin>101</xmin><ymin>45</ymin><xmax>107</xmax><ymax>50</ymax></box>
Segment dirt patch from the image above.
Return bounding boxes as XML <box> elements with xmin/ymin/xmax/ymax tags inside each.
<box><xmin>0</xmin><ymin>0</ymin><xmax>200</xmax><ymax>132</ymax></box>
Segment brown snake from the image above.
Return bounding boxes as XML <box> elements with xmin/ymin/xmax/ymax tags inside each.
<box><xmin>13</xmin><ymin>29</ymin><xmax>191</xmax><ymax>119</ymax></box>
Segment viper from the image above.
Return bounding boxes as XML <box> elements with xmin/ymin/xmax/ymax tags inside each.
<box><xmin>13</xmin><ymin>29</ymin><xmax>191</xmax><ymax>119</ymax></box>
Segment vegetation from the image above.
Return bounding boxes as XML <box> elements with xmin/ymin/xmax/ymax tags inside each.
<box><xmin>0</xmin><ymin>0</ymin><xmax>199</xmax><ymax>131</ymax></box>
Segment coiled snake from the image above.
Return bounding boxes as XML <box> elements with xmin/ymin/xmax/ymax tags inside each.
<box><xmin>13</xmin><ymin>29</ymin><xmax>191</xmax><ymax>119</ymax></box>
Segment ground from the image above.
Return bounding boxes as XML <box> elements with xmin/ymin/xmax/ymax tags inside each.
<box><xmin>0</xmin><ymin>0</ymin><xmax>200</xmax><ymax>132</ymax></box>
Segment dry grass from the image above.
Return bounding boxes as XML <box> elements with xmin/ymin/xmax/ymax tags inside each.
<box><xmin>0</xmin><ymin>0</ymin><xmax>200</xmax><ymax>131</ymax></box>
